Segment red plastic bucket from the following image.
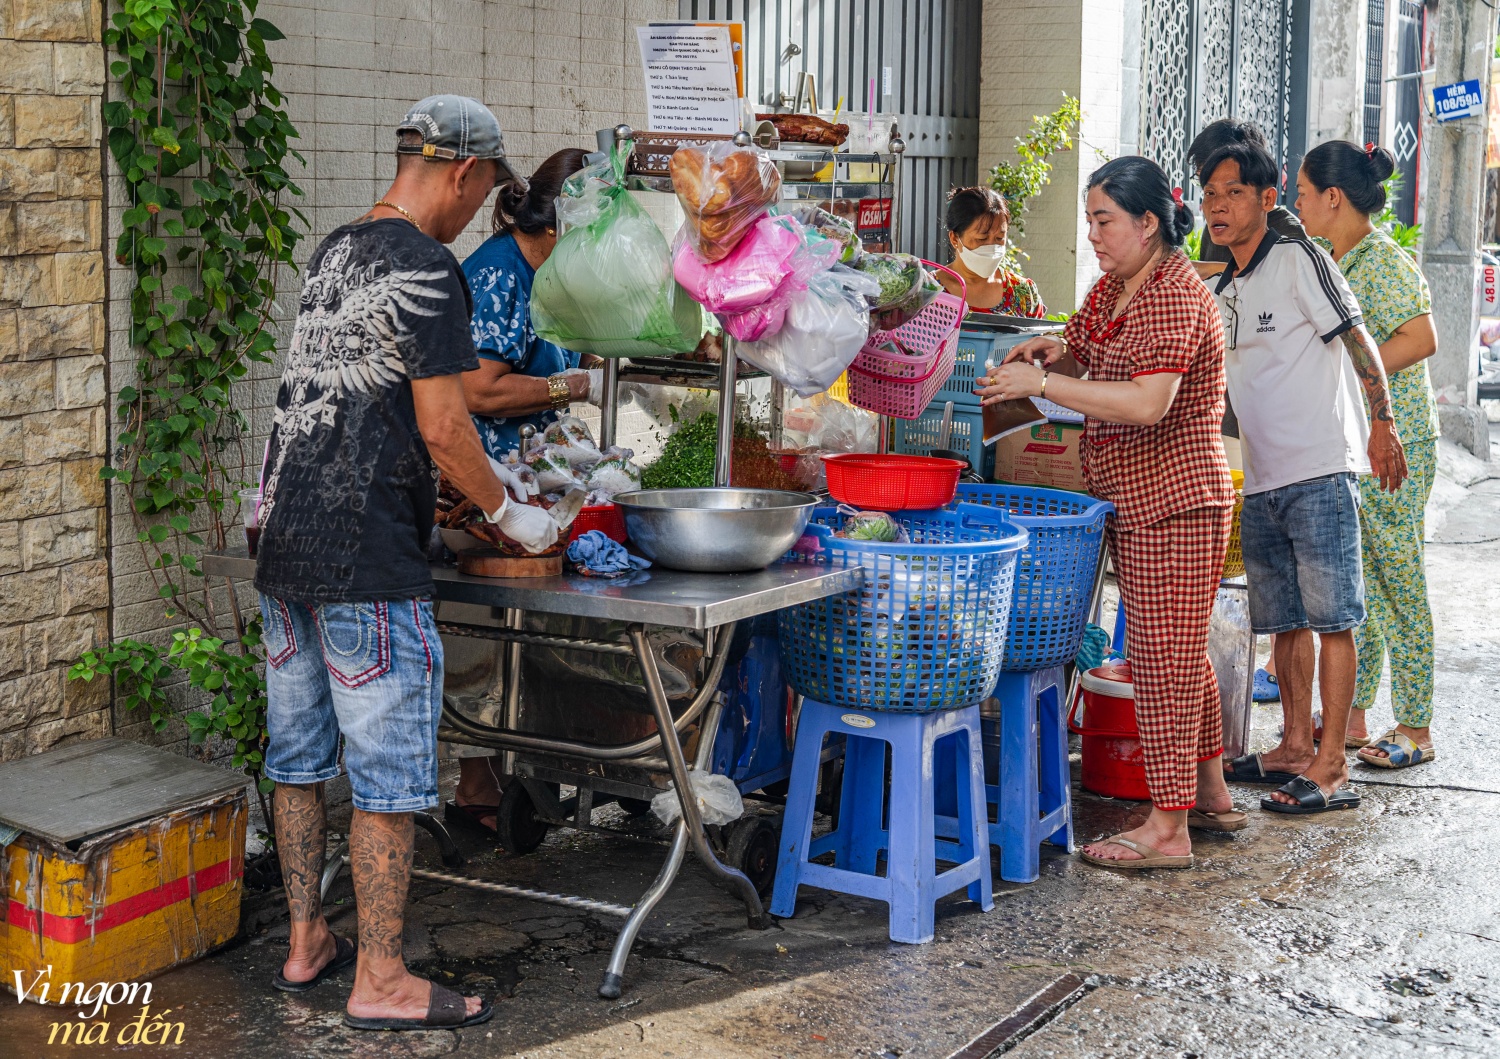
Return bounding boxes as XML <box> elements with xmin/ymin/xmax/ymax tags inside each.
<box><xmin>1067</xmin><ymin>660</ymin><xmax>1150</xmax><ymax>801</ymax></box>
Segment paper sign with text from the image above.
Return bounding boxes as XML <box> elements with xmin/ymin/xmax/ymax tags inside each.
<box><xmin>637</xmin><ymin>24</ymin><xmax>740</xmax><ymax>135</ymax></box>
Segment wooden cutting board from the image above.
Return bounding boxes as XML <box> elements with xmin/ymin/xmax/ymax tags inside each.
<box><xmin>458</xmin><ymin>548</ymin><xmax>564</xmax><ymax>579</ymax></box>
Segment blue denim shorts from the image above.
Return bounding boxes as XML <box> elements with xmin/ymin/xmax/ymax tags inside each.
<box><xmin>1239</xmin><ymin>473</ymin><xmax>1365</xmax><ymax>636</ymax></box>
<box><xmin>259</xmin><ymin>594</ymin><xmax>444</xmax><ymax>813</ymax></box>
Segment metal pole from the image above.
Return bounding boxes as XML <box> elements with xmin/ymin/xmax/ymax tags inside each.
<box><xmin>715</xmin><ymin>336</ymin><xmax>737</xmax><ymax>487</ymax></box>
<box><xmin>599</xmin><ymin>357</ymin><xmax>619</xmax><ymax>451</ymax></box>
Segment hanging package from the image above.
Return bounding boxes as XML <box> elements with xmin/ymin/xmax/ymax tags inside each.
<box><xmin>669</xmin><ymin>141</ymin><xmax>782</xmax><ymax>263</ymax></box>
<box><xmin>735</xmin><ymin>266</ymin><xmax>881</xmax><ymax>397</ymax></box>
<box><xmin>717</xmin><ymin>217</ymin><xmax>845</xmax><ymax>342</ymax></box>
<box><xmin>672</xmin><ymin>212</ymin><xmax>803</xmax><ymax>315</ymax></box>
<box><xmin>530</xmin><ymin>146</ymin><xmax>704</xmax><ymax>358</ymax></box>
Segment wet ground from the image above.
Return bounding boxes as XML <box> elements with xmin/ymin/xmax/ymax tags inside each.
<box><xmin>5</xmin><ymin>448</ymin><xmax>1499</xmax><ymax>1058</ymax></box>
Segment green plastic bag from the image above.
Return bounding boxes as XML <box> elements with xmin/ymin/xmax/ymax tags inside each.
<box><xmin>531</xmin><ymin>146</ymin><xmax>704</xmax><ymax>358</ymax></box>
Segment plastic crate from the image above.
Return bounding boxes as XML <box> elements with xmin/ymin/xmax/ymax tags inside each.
<box><xmin>778</xmin><ymin>504</ymin><xmax>1029</xmax><ymax>712</ymax></box>
<box><xmin>934</xmin><ymin>323</ymin><xmax>1064</xmax><ymax>408</ymax></box>
<box><xmin>889</xmin><ymin>403</ymin><xmax>994</xmax><ymax>479</ymax></box>
<box><xmin>953</xmin><ymin>483</ymin><xmax>1114</xmax><ymax>671</ymax></box>
<box><xmin>568</xmin><ymin>503</ymin><xmax>627</xmax><ymax>544</ymax></box>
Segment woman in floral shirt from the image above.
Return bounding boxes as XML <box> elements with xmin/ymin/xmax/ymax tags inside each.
<box><xmin>460</xmin><ymin>148</ymin><xmax>600</xmax><ymax>460</ymax></box>
<box><xmin>938</xmin><ymin>186</ymin><xmax>1046</xmax><ymax>318</ymax></box>
<box><xmin>1296</xmin><ymin>140</ymin><xmax>1439</xmax><ymax>769</ymax></box>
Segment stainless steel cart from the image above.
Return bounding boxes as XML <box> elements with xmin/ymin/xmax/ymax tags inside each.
<box><xmin>207</xmin><ymin>552</ymin><xmax>859</xmax><ymax>998</ymax></box>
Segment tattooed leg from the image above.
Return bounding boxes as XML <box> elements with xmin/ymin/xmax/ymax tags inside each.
<box><xmin>345</xmin><ymin>809</ymin><xmax>483</xmax><ymax>1021</ymax></box>
<box><xmin>274</xmin><ymin>782</ymin><xmax>338</xmax><ymax>983</ymax></box>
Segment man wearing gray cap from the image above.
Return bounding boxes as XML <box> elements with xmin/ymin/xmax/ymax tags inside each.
<box><xmin>254</xmin><ymin>96</ymin><xmax>551</xmax><ymax>1030</ymax></box>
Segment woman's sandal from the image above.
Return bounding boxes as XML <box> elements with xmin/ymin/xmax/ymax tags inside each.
<box><xmin>1079</xmin><ymin>834</ymin><xmax>1194</xmax><ymax>871</ymax></box>
<box><xmin>343</xmin><ymin>983</ymin><xmax>494</xmax><ymax>1031</ymax></box>
<box><xmin>1260</xmin><ymin>776</ymin><xmax>1361</xmax><ymax>815</ymax></box>
<box><xmin>1187</xmin><ymin>807</ymin><xmax>1248</xmax><ymax>833</ymax></box>
<box><xmin>1357</xmin><ymin>731</ymin><xmax>1435</xmax><ymax>769</ymax></box>
<box><xmin>271</xmin><ymin>935</ymin><xmax>357</xmax><ymax>993</ymax></box>
<box><xmin>1223</xmin><ymin>753</ymin><xmax>1299</xmax><ymax>786</ymax></box>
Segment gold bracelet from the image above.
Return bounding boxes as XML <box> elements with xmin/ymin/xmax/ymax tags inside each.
<box><xmin>546</xmin><ymin>373</ymin><xmax>571</xmax><ymax>411</ymax></box>
<box><xmin>1039</xmin><ymin>366</ymin><xmax>1048</xmax><ymax>398</ymax></box>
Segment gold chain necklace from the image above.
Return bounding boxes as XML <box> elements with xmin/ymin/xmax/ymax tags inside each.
<box><xmin>372</xmin><ymin>200</ymin><xmax>422</xmax><ymax>231</ymax></box>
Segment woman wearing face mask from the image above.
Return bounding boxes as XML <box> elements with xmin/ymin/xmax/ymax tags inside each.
<box><xmin>978</xmin><ymin>156</ymin><xmax>1240</xmax><ymax>870</ymax></box>
<box><xmin>938</xmin><ymin>186</ymin><xmax>1046</xmax><ymax>317</ymax></box>
<box><xmin>1294</xmin><ymin>140</ymin><xmax>1439</xmax><ymax>770</ymax></box>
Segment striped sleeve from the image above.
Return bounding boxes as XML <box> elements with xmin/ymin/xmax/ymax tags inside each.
<box><xmin>1287</xmin><ymin>238</ymin><xmax>1364</xmax><ymax>344</ymax></box>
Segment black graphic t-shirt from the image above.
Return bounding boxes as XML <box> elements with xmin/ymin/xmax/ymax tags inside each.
<box><xmin>254</xmin><ymin>219</ymin><xmax>479</xmax><ymax>603</ymax></box>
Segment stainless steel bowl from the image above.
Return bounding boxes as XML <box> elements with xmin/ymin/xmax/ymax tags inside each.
<box><xmin>612</xmin><ymin>488</ymin><xmax>820</xmax><ymax>572</ymax></box>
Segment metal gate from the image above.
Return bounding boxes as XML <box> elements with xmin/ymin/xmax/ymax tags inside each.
<box><xmin>677</xmin><ymin>0</ymin><xmax>981</xmax><ymax>261</ymax></box>
<box><xmin>1140</xmin><ymin>0</ymin><xmax>1295</xmax><ymax>189</ymax></box>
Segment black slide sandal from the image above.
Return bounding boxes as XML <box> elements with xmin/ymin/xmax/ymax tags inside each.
<box><xmin>344</xmin><ymin>982</ymin><xmax>494</xmax><ymax>1031</ymax></box>
<box><xmin>1223</xmin><ymin>753</ymin><xmax>1300</xmax><ymax>786</ymax></box>
<box><xmin>1260</xmin><ymin>776</ymin><xmax>1361</xmax><ymax>815</ymax></box>
<box><xmin>444</xmin><ymin>800</ymin><xmax>499</xmax><ymax>837</ymax></box>
<box><xmin>271</xmin><ymin>935</ymin><xmax>357</xmax><ymax>993</ymax></box>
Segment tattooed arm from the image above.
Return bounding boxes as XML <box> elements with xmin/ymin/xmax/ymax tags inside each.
<box><xmin>1339</xmin><ymin>324</ymin><xmax>1408</xmax><ymax>493</ymax></box>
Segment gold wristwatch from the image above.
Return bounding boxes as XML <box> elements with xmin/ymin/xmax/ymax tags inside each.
<box><xmin>546</xmin><ymin>373</ymin><xmax>571</xmax><ymax>411</ymax></box>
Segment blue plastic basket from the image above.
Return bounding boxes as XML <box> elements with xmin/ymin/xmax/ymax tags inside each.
<box><xmin>889</xmin><ymin>404</ymin><xmax>994</xmax><ymax>478</ymax></box>
<box><xmin>778</xmin><ymin>504</ymin><xmax>1029</xmax><ymax>712</ymax></box>
<box><xmin>953</xmin><ymin>483</ymin><xmax>1113</xmax><ymax>671</ymax></box>
<box><xmin>933</xmin><ymin>323</ymin><xmax>1064</xmax><ymax>408</ymax></box>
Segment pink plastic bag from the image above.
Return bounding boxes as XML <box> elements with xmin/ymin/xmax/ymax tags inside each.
<box><xmin>673</xmin><ymin>215</ymin><xmax>802</xmax><ymax>315</ymax></box>
<box><xmin>719</xmin><ymin>219</ymin><xmax>844</xmax><ymax>342</ymax></box>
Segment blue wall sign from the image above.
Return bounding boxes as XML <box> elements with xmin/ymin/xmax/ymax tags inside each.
<box><xmin>1432</xmin><ymin>79</ymin><xmax>1485</xmax><ymax>122</ymax></box>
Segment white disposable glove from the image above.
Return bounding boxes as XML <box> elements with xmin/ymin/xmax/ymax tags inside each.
<box><xmin>562</xmin><ymin>368</ymin><xmax>605</xmax><ymax>406</ymax></box>
<box><xmin>486</xmin><ymin>496</ymin><xmax>559</xmax><ymax>554</ymax></box>
<box><xmin>487</xmin><ymin>456</ymin><xmax>536</xmax><ymax>503</ymax></box>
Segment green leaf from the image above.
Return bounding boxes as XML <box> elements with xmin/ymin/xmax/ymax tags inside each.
<box><xmin>250</xmin><ymin>18</ymin><xmax>287</xmax><ymax>42</ymax></box>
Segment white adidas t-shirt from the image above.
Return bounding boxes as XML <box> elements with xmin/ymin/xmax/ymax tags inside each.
<box><xmin>1212</xmin><ymin>230</ymin><xmax>1370</xmax><ymax>496</ymax></box>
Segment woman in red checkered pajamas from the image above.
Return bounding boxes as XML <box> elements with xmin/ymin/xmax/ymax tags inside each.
<box><xmin>977</xmin><ymin>157</ymin><xmax>1240</xmax><ymax>870</ymax></box>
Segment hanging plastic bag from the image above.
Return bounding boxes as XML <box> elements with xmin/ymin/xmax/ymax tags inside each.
<box><xmin>734</xmin><ymin>267</ymin><xmax>880</xmax><ymax>397</ymax></box>
<box><xmin>531</xmin><ymin>146</ymin><xmax>704</xmax><ymax>357</ymax></box>
<box><xmin>669</xmin><ymin>141</ymin><xmax>782</xmax><ymax>263</ymax></box>
<box><xmin>672</xmin><ymin>213</ymin><xmax>802</xmax><ymax>314</ymax></box>
<box><xmin>719</xmin><ymin>220</ymin><xmax>846</xmax><ymax>343</ymax></box>
<box><xmin>651</xmin><ymin>771</ymin><xmax>744</xmax><ymax>826</ymax></box>
<box><xmin>789</xmin><ymin>205</ymin><xmax>862</xmax><ymax>265</ymax></box>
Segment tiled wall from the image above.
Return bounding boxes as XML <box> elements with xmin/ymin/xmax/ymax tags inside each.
<box><xmin>104</xmin><ymin>1</ymin><xmax>676</xmax><ymax>741</ymax></box>
<box><xmin>0</xmin><ymin>0</ymin><xmax>111</xmax><ymax>760</ymax></box>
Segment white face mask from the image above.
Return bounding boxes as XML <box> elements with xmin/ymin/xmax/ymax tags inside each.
<box><xmin>956</xmin><ymin>242</ymin><xmax>1006</xmax><ymax>276</ymax></box>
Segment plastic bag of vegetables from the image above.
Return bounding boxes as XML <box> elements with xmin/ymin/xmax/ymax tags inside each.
<box><xmin>531</xmin><ymin>146</ymin><xmax>704</xmax><ymax>358</ymax></box>
<box><xmin>789</xmin><ymin>205</ymin><xmax>862</xmax><ymax>266</ymax></box>
<box><xmin>734</xmin><ymin>266</ymin><xmax>881</xmax><ymax>397</ymax></box>
<box><xmin>836</xmin><ymin>508</ymin><xmax>909</xmax><ymax>543</ymax></box>
<box><xmin>855</xmin><ymin>252</ymin><xmax>941</xmax><ymax>331</ymax></box>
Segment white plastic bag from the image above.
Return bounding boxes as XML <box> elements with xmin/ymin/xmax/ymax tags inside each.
<box><xmin>651</xmin><ymin>771</ymin><xmax>744</xmax><ymax>826</ymax></box>
<box><xmin>736</xmin><ymin>268</ymin><xmax>880</xmax><ymax>397</ymax></box>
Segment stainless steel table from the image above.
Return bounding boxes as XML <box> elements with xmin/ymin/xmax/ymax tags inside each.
<box><xmin>206</xmin><ymin>550</ymin><xmax>860</xmax><ymax>997</ymax></box>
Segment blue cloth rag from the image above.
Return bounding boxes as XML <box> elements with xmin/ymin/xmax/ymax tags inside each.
<box><xmin>1073</xmin><ymin>622</ymin><xmax>1113</xmax><ymax>673</ymax></box>
<box><xmin>567</xmin><ymin>530</ymin><xmax>649</xmax><ymax>577</ymax></box>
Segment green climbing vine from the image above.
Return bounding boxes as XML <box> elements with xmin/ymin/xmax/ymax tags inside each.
<box><xmin>68</xmin><ymin>0</ymin><xmax>305</xmax><ymax>799</ymax></box>
<box><xmin>986</xmin><ymin>94</ymin><xmax>1082</xmax><ymax>238</ymax></box>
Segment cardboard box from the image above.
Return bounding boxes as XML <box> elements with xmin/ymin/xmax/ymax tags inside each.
<box><xmin>992</xmin><ymin>421</ymin><xmax>1086</xmax><ymax>492</ymax></box>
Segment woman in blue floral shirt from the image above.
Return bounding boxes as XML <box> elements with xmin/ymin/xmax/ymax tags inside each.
<box><xmin>461</xmin><ymin>148</ymin><xmax>600</xmax><ymax>460</ymax></box>
<box><xmin>1296</xmin><ymin>140</ymin><xmax>1439</xmax><ymax>770</ymax></box>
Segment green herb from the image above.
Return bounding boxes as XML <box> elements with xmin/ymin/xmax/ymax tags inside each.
<box><xmin>642</xmin><ymin>411</ymin><xmax>720</xmax><ymax>489</ymax></box>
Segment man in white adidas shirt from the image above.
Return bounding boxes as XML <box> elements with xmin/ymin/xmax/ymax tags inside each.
<box><xmin>1202</xmin><ymin>140</ymin><xmax>1407</xmax><ymax>817</ymax></box>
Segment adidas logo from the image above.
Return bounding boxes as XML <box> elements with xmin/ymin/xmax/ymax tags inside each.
<box><xmin>1256</xmin><ymin>311</ymin><xmax>1275</xmax><ymax>334</ymax></box>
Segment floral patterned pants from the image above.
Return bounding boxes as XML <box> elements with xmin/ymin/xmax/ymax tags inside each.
<box><xmin>1353</xmin><ymin>437</ymin><xmax>1436</xmax><ymax>727</ymax></box>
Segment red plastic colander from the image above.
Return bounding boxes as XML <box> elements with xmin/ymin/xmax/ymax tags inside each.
<box><xmin>567</xmin><ymin>503</ymin><xmax>628</xmax><ymax>544</ymax></box>
<box><xmin>821</xmin><ymin>453</ymin><xmax>965</xmax><ymax>511</ymax></box>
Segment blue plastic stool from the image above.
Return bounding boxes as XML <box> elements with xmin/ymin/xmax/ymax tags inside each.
<box><xmin>935</xmin><ymin>665</ymin><xmax>1074</xmax><ymax>883</ymax></box>
<box><xmin>770</xmin><ymin>700</ymin><xmax>994</xmax><ymax>944</ymax></box>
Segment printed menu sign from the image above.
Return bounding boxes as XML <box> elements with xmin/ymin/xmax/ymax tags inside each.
<box><xmin>637</xmin><ymin>24</ymin><xmax>740</xmax><ymax>135</ymax></box>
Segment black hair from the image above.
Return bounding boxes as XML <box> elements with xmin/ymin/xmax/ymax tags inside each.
<box><xmin>945</xmin><ymin>186</ymin><xmax>1011</xmax><ymax>242</ymax></box>
<box><xmin>1085</xmin><ymin>156</ymin><xmax>1194</xmax><ymax>247</ymax></box>
<box><xmin>1198</xmin><ymin>141</ymin><xmax>1279</xmax><ymax>192</ymax></box>
<box><xmin>493</xmin><ymin>147</ymin><xmax>591</xmax><ymax>236</ymax></box>
<box><xmin>1300</xmin><ymin>139</ymin><xmax>1397</xmax><ymax>215</ymax></box>
<box><xmin>1187</xmin><ymin>119</ymin><xmax>1270</xmax><ymax>180</ymax></box>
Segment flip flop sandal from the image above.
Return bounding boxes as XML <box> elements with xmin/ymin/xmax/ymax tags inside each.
<box><xmin>444</xmin><ymin>800</ymin><xmax>499</xmax><ymax>837</ymax></box>
<box><xmin>1260</xmin><ymin>776</ymin><xmax>1361</xmax><ymax>815</ymax></box>
<box><xmin>1079</xmin><ymin>833</ymin><xmax>1194</xmax><ymax>871</ymax></box>
<box><xmin>1187</xmin><ymin>807</ymin><xmax>1249</xmax><ymax>832</ymax></box>
<box><xmin>271</xmin><ymin>935</ymin><xmax>357</xmax><ymax>993</ymax></box>
<box><xmin>344</xmin><ymin>982</ymin><xmax>494</xmax><ymax>1031</ymax></box>
<box><xmin>1357</xmin><ymin>732</ymin><xmax>1435</xmax><ymax>770</ymax></box>
<box><xmin>1223</xmin><ymin>753</ymin><xmax>1299</xmax><ymax>787</ymax></box>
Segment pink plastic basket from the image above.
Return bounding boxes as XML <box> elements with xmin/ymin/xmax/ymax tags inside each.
<box><xmin>846</xmin><ymin>260</ymin><xmax>967</xmax><ymax>420</ymax></box>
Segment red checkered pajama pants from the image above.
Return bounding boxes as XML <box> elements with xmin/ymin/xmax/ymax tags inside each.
<box><xmin>1107</xmin><ymin>505</ymin><xmax>1233</xmax><ymax>811</ymax></box>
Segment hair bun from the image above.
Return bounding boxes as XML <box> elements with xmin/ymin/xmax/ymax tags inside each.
<box><xmin>1365</xmin><ymin>144</ymin><xmax>1396</xmax><ymax>183</ymax></box>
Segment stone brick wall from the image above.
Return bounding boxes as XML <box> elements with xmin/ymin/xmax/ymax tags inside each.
<box><xmin>0</xmin><ymin>0</ymin><xmax>111</xmax><ymax>760</ymax></box>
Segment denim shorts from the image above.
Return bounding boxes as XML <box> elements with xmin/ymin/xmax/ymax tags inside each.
<box><xmin>1239</xmin><ymin>473</ymin><xmax>1365</xmax><ymax>636</ymax></box>
<box><xmin>259</xmin><ymin>594</ymin><xmax>444</xmax><ymax>813</ymax></box>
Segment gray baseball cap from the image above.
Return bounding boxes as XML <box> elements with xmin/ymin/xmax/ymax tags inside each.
<box><xmin>396</xmin><ymin>95</ymin><xmax>519</xmax><ymax>181</ymax></box>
